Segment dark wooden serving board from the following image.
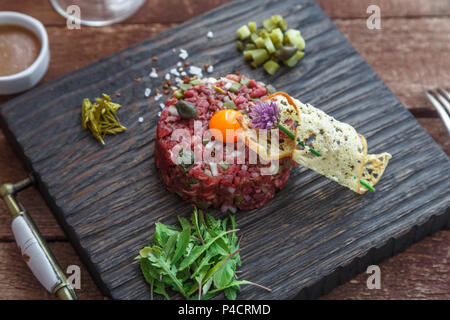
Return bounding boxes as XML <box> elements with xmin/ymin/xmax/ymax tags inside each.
<box><xmin>1</xmin><ymin>0</ymin><xmax>449</xmax><ymax>300</ymax></box>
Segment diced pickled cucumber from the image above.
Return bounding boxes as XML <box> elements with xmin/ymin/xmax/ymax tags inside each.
<box><xmin>190</xmin><ymin>79</ymin><xmax>202</xmax><ymax>86</ymax></box>
<box><xmin>264</xmin><ymin>37</ymin><xmax>276</xmax><ymax>54</ymax></box>
<box><xmin>236</xmin><ymin>15</ymin><xmax>305</xmax><ymax>74</ymax></box>
<box><xmin>250</xmin><ymin>49</ymin><xmax>269</xmax><ymax>65</ymax></box>
<box><xmin>296</xmin><ymin>37</ymin><xmax>306</xmax><ymax>51</ymax></box>
<box><xmin>243</xmin><ymin>50</ymin><xmax>253</xmax><ymax>60</ymax></box>
<box><xmin>174</xmin><ymin>90</ymin><xmax>184</xmax><ymax>99</ymax></box>
<box><xmin>263</xmin><ymin>60</ymin><xmax>280</xmax><ymax>75</ymax></box>
<box><xmin>274</xmin><ymin>45</ymin><xmax>297</xmax><ymax>60</ymax></box>
<box><xmin>180</xmin><ymin>83</ymin><xmax>192</xmax><ymax>91</ymax></box>
<box><xmin>249</xmin><ymin>33</ymin><xmax>258</xmax><ymax>43</ymax></box>
<box><xmin>224</xmin><ymin>100</ymin><xmax>237</xmax><ymax>109</ymax></box>
<box><xmin>245</xmin><ymin>43</ymin><xmax>256</xmax><ymax>50</ymax></box>
<box><xmin>229</xmin><ymin>82</ymin><xmax>242</xmax><ymax>93</ymax></box>
<box><xmin>284</xmin><ymin>29</ymin><xmax>303</xmax><ymax>47</ymax></box>
<box><xmin>274</xmin><ymin>41</ymin><xmax>283</xmax><ymax>50</ymax></box>
<box><xmin>270</xmin><ymin>15</ymin><xmax>283</xmax><ymax>24</ymax></box>
<box><xmin>279</xmin><ymin>18</ymin><xmax>288</xmax><ymax>31</ymax></box>
<box><xmin>263</xmin><ymin>19</ymin><xmax>276</xmax><ymax>32</ymax></box>
<box><xmin>240</xmin><ymin>77</ymin><xmax>251</xmax><ymax>86</ymax></box>
<box><xmin>283</xmin><ymin>50</ymin><xmax>305</xmax><ymax>67</ymax></box>
<box><xmin>236</xmin><ymin>40</ymin><xmax>244</xmax><ymax>51</ymax></box>
<box><xmin>259</xmin><ymin>29</ymin><xmax>269</xmax><ymax>39</ymax></box>
<box><xmin>254</xmin><ymin>37</ymin><xmax>266</xmax><ymax>49</ymax></box>
<box><xmin>269</xmin><ymin>28</ymin><xmax>283</xmax><ymax>45</ymax></box>
<box><xmin>237</xmin><ymin>25</ymin><xmax>251</xmax><ymax>40</ymax></box>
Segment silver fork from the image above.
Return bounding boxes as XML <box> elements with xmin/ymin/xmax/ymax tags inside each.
<box><xmin>425</xmin><ymin>88</ymin><xmax>450</xmax><ymax>134</ymax></box>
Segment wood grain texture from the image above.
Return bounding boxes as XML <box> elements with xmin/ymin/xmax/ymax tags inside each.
<box><xmin>2</xmin><ymin>0</ymin><xmax>449</xmax><ymax>24</ymax></box>
<box><xmin>334</xmin><ymin>18</ymin><xmax>450</xmax><ymax>114</ymax></box>
<box><xmin>0</xmin><ymin>0</ymin><xmax>445</xmax><ymax>297</ymax></box>
<box><xmin>322</xmin><ymin>230</ymin><xmax>450</xmax><ymax>300</ymax></box>
<box><xmin>316</xmin><ymin>0</ymin><xmax>450</xmax><ymax>18</ymax></box>
<box><xmin>0</xmin><ymin>0</ymin><xmax>231</xmax><ymax>25</ymax></box>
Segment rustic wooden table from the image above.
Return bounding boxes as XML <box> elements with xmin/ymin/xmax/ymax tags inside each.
<box><xmin>0</xmin><ymin>0</ymin><xmax>448</xmax><ymax>300</ymax></box>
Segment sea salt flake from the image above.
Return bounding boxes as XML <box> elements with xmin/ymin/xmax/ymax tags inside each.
<box><xmin>154</xmin><ymin>93</ymin><xmax>163</xmax><ymax>101</ymax></box>
<box><xmin>160</xmin><ymin>103</ymin><xmax>165</xmax><ymax>109</ymax></box>
<box><xmin>175</xmin><ymin>77</ymin><xmax>183</xmax><ymax>84</ymax></box>
<box><xmin>180</xmin><ymin>71</ymin><xmax>187</xmax><ymax>76</ymax></box>
<box><xmin>149</xmin><ymin>68</ymin><xmax>158</xmax><ymax>78</ymax></box>
<box><xmin>188</xmin><ymin>66</ymin><xmax>203</xmax><ymax>79</ymax></box>
<box><xmin>144</xmin><ymin>88</ymin><xmax>151</xmax><ymax>97</ymax></box>
<box><xmin>177</xmin><ymin>62</ymin><xmax>183</xmax><ymax>67</ymax></box>
<box><xmin>170</xmin><ymin>68</ymin><xmax>180</xmax><ymax>76</ymax></box>
<box><xmin>206</xmin><ymin>31</ymin><xmax>214</xmax><ymax>39</ymax></box>
<box><xmin>206</xmin><ymin>65</ymin><xmax>214</xmax><ymax>73</ymax></box>
<box><xmin>179</xmin><ymin>49</ymin><xmax>189</xmax><ymax>60</ymax></box>
<box><xmin>158</xmin><ymin>111</ymin><xmax>162</xmax><ymax>117</ymax></box>
<box><xmin>165</xmin><ymin>73</ymin><xmax>171</xmax><ymax>80</ymax></box>
<box><xmin>138</xmin><ymin>117</ymin><xmax>144</xmax><ymax>123</ymax></box>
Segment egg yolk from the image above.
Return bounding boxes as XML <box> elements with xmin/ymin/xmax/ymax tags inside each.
<box><xmin>209</xmin><ymin>109</ymin><xmax>243</xmax><ymax>143</ymax></box>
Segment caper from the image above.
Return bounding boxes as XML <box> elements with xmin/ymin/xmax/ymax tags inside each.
<box><xmin>175</xmin><ymin>100</ymin><xmax>197</xmax><ymax>119</ymax></box>
<box><xmin>274</xmin><ymin>45</ymin><xmax>297</xmax><ymax>61</ymax></box>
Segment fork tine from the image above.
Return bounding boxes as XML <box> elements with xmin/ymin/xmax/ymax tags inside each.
<box><xmin>437</xmin><ymin>88</ymin><xmax>450</xmax><ymax>113</ymax></box>
<box><xmin>425</xmin><ymin>91</ymin><xmax>450</xmax><ymax>134</ymax></box>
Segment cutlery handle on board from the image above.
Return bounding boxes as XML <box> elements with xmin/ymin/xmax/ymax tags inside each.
<box><xmin>0</xmin><ymin>176</ymin><xmax>77</xmax><ymax>300</ymax></box>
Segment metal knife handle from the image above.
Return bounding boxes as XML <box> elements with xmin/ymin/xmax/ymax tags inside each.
<box><xmin>0</xmin><ymin>176</ymin><xmax>77</xmax><ymax>300</ymax></box>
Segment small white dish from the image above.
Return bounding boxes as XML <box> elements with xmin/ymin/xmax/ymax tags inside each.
<box><xmin>0</xmin><ymin>12</ymin><xmax>49</xmax><ymax>95</ymax></box>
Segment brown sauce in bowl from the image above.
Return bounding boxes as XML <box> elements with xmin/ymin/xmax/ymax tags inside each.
<box><xmin>0</xmin><ymin>24</ymin><xmax>41</xmax><ymax>76</ymax></box>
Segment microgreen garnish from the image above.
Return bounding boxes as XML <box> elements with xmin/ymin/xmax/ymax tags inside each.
<box><xmin>136</xmin><ymin>207</ymin><xmax>271</xmax><ymax>300</ymax></box>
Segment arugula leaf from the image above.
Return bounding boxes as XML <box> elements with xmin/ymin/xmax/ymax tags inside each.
<box><xmin>178</xmin><ymin>216</ymin><xmax>190</xmax><ymax>230</ymax></box>
<box><xmin>163</xmin><ymin>233</ymin><xmax>178</xmax><ymax>260</ymax></box>
<box><xmin>179</xmin><ymin>229</ymin><xmax>238</xmax><ymax>271</ymax></box>
<box><xmin>137</xmin><ymin>206</ymin><xmax>270</xmax><ymax>300</ymax></box>
<box><xmin>146</xmin><ymin>246</ymin><xmax>187</xmax><ymax>298</ymax></box>
<box><xmin>206</xmin><ymin>228</ymin><xmax>230</xmax><ymax>256</ymax></box>
<box><xmin>171</xmin><ymin>224</ymin><xmax>190</xmax><ymax>264</ymax></box>
<box><xmin>191</xmin><ymin>207</ymin><xmax>204</xmax><ymax>244</ymax></box>
<box><xmin>213</xmin><ymin>258</ymin><xmax>235</xmax><ymax>289</ymax></box>
<box><xmin>224</xmin><ymin>286</ymin><xmax>238</xmax><ymax>300</ymax></box>
<box><xmin>140</xmin><ymin>258</ymin><xmax>157</xmax><ymax>284</ymax></box>
<box><xmin>202</xmin><ymin>277</ymin><xmax>213</xmax><ymax>295</ymax></box>
<box><xmin>207</xmin><ymin>280</ymin><xmax>261</xmax><ymax>294</ymax></box>
<box><xmin>188</xmin><ymin>248</ymin><xmax>241</xmax><ymax>296</ymax></box>
<box><xmin>154</xmin><ymin>222</ymin><xmax>179</xmax><ymax>246</ymax></box>
<box><xmin>191</xmin><ymin>250</ymin><xmax>214</xmax><ymax>279</ymax></box>
<box><xmin>154</xmin><ymin>280</ymin><xmax>170</xmax><ymax>300</ymax></box>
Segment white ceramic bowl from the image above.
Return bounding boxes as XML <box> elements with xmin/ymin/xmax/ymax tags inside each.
<box><xmin>0</xmin><ymin>12</ymin><xmax>49</xmax><ymax>95</ymax></box>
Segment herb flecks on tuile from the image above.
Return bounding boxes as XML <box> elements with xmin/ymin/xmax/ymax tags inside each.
<box><xmin>136</xmin><ymin>207</ymin><xmax>271</xmax><ymax>300</ymax></box>
<box><xmin>81</xmin><ymin>93</ymin><xmax>126</xmax><ymax>145</ymax></box>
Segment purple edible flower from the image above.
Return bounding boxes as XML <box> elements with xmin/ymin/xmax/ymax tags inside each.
<box><xmin>249</xmin><ymin>100</ymin><xmax>280</xmax><ymax>129</ymax></box>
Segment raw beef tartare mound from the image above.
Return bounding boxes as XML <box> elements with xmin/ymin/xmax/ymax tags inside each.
<box><xmin>155</xmin><ymin>74</ymin><xmax>295</xmax><ymax>212</ymax></box>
